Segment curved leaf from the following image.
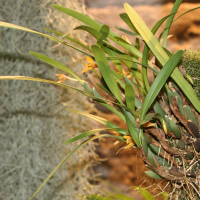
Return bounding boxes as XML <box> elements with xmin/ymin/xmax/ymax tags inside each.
<box><xmin>29</xmin><ymin>134</ymin><xmax>123</xmax><ymax>200</ymax></box>
<box><xmin>66</xmin><ymin>108</ymin><xmax>128</xmax><ymax>135</ymax></box>
<box><xmin>63</xmin><ymin>128</ymin><xmax>126</xmax><ymax>145</ymax></box>
<box><xmin>45</xmin><ymin>28</ymin><xmax>92</xmax><ymax>52</ymax></box>
<box><xmin>140</xmin><ymin>50</ymin><xmax>184</xmax><ymax>120</ymax></box>
<box><xmin>30</xmin><ymin>51</ymin><xmax>84</xmax><ymax>84</ymax></box>
<box><xmin>92</xmin><ymin>45</ymin><xmax>122</xmax><ymax>103</ymax></box>
<box><xmin>0</xmin><ymin>21</ymin><xmax>93</xmax><ymax>58</ymax></box>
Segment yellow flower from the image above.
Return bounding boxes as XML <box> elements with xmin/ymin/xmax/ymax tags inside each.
<box><xmin>55</xmin><ymin>74</ymin><xmax>68</xmax><ymax>83</ymax></box>
<box><xmin>116</xmin><ymin>68</ymin><xmax>131</xmax><ymax>79</ymax></box>
<box><xmin>82</xmin><ymin>56</ymin><xmax>98</xmax><ymax>73</ymax></box>
<box><xmin>123</xmin><ymin>135</ymin><xmax>133</xmax><ymax>144</ymax></box>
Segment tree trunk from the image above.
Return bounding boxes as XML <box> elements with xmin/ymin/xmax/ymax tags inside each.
<box><xmin>0</xmin><ymin>1</ymin><xmax>96</xmax><ymax>199</ymax></box>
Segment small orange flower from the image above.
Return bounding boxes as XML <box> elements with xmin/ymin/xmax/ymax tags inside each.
<box><xmin>116</xmin><ymin>68</ymin><xmax>131</xmax><ymax>79</ymax></box>
<box><xmin>55</xmin><ymin>74</ymin><xmax>68</xmax><ymax>83</ymax></box>
<box><xmin>82</xmin><ymin>56</ymin><xmax>98</xmax><ymax>73</ymax></box>
<box><xmin>123</xmin><ymin>135</ymin><xmax>135</xmax><ymax>149</ymax></box>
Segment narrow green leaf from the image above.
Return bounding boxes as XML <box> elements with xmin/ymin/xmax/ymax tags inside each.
<box><xmin>96</xmin><ymin>83</ymin><xmax>115</xmax><ymax>99</ymax></box>
<box><xmin>140</xmin><ymin>50</ymin><xmax>184</xmax><ymax>120</ymax></box>
<box><xmin>66</xmin><ymin>108</ymin><xmax>128</xmax><ymax>135</ymax></box>
<box><xmin>145</xmin><ymin>171</ymin><xmax>163</xmax><ymax>180</ymax></box>
<box><xmin>63</xmin><ymin>128</ymin><xmax>126</xmax><ymax>145</ymax></box>
<box><xmin>0</xmin><ymin>21</ymin><xmax>93</xmax><ymax>58</ymax></box>
<box><xmin>173</xmin><ymin>6</ymin><xmax>200</xmax><ymax>22</ymax></box>
<box><xmin>75</xmin><ymin>25</ymin><xmax>103</xmax><ymax>41</ymax></box>
<box><xmin>147</xmin><ymin>149</ymin><xmax>156</xmax><ymax>167</ymax></box>
<box><xmin>104</xmin><ymin>47</ymin><xmax>123</xmax><ymax>73</ymax></box>
<box><xmin>122</xmin><ymin>109</ymin><xmax>139</xmax><ymax>146</ymax></box>
<box><xmin>29</xmin><ymin>134</ymin><xmax>122</xmax><ymax>200</ymax></box>
<box><xmin>115</xmin><ymin>26</ymin><xmax>142</xmax><ymax>39</ymax></box>
<box><xmin>124</xmin><ymin>3</ymin><xmax>169</xmax><ymax>65</ymax></box>
<box><xmin>0</xmin><ymin>76</ymin><xmax>124</xmax><ymax>111</ymax></box>
<box><xmin>52</xmin><ymin>4</ymin><xmax>153</xmax><ymax>67</ymax></box>
<box><xmin>140</xmin><ymin>113</ymin><xmax>156</xmax><ymax>125</ymax></box>
<box><xmin>123</xmin><ymin>76</ymin><xmax>143</xmax><ymax>109</ymax></box>
<box><xmin>93</xmin><ymin>88</ymin><xmax>126</xmax><ymax>121</ymax></box>
<box><xmin>119</xmin><ymin>13</ymin><xmax>139</xmax><ymax>34</ymax></box>
<box><xmin>125</xmin><ymin>84</ymin><xmax>135</xmax><ymax>111</ymax></box>
<box><xmin>163</xmin><ymin>0</ymin><xmax>182</xmax><ymax>47</ymax></box>
<box><xmin>45</xmin><ymin>28</ymin><xmax>92</xmax><ymax>52</ymax></box>
<box><xmin>98</xmin><ymin>24</ymin><xmax>110</xmax><ymax>45</ymax></box>
<box><xmin>30</xmin><ymin>51</ymin><xmax>84</xmax><ymax>84</ymax></box>
<box><xmin>92</xmin><ymin>45</ymin><xmax>122</xmax><ymax>103</ymax></box>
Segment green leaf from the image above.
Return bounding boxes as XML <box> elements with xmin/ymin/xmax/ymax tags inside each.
<box><xmin>140</xmin><ymin>113</ymin><xmax>156</xmax><ymax>125</ymax></box>
<box><xmin>134</xmin><ymin>38</ymin><xmax>140</xmax><ymax>59</ymax></box>
<box><xmin>93</xmin><ymin>88</ymin><xmax>126</xmax><ymax>121</ymax></box>
<box><xmin>52</xmin><ymin>4</ymin><xmax>152</xmax><ymax>67</ymax></box>
<box><xmin>145</xmin><ymin>171</ymin><xmax>163</xmax><ymax>180</ymax></box>
<box><xmin>107</xmin><ymin>56</ymin><xmax>157</xmax><ymax>73</ymax></box>
<box><xmin>98</xmin><ymin>24</ymin><xmax>110</xmax><ymax>45</ymax></box>
<box><xmin>122</xmin><ymin>109</ymin><xmax>139</xmax><ymax>146</ymax></box>
<box><xmin>0</xmin><ymin>76</ymin><xmax>124</xmax><ymax>111</ymax></box>
<box><xmin>119</xmin><ymin>13</ymin><xmax>139</xmax><ymax>34</ymax></box>
<box><xmin>0</xmin><ymin>21</ymin><xmax>93</xmax><ymax>58</ymax></box>
<box><xmin>75</xmin><ymin>25</ymin><xmax>103</xmax><ymax>41</ymax></box>
<box><xmin>140</xmin><ymin>50</ymin><xmax>184</xmax><ymax>120</ymax></box>
<box><xmin>163</xmin><ymin>0</ymin><xmax>182</xmax><ymax>47</ymax></box>
<box><xmin>66</xmin><ymin>108</ymin><xmax>128</xmax><ymax>135</ymax></box>
<box><xmin>173</xmin><ymin>6</ymin><xmax>200</xmax><ymax>22</ymax></box>
<box><xmin>96</xmin><ymin>83</ymin><xmax>115</xmax><ymax>99</ymax></box>
<box><xmin>147</xmin><ymin>149</ymin><xmax>156</xmax><ymax>167</ymax></box>
<box><xmin>124</xmin><ymin>3</ymin><xmax>169</xmax><ymax>65</ymax></box>
<box><xmin>134</xmin><ymin>187</ymin><xmax>156</xmax><ymax>200</ymax></box>
<box><xmin>142</xmin><ymin>12</ymin><xmax>177</xmax><ymax>92</ymax></box>
<box><xmin>92</xmin><ymin>45</ymin><xmax>122</xmax><ymax>103</ymax></box>
<box><xmin>30</xmin><ymin>51</ymin><xmax>84</xmax><ymax>84</ymax></box>
<box><xmin>104</xmin><ymin>47</ymin><xmax>123</xmax><ymax>73</ymax></box>
<box><xmin>63</xmin><ymin>128</ymin><xmax>126</xmax><ymax>145</ymax></box>
<box><xmin>115</xmin><ymin>26</ymin><xmax>142</xmax><ymax>39</ymax></box>
<box><xmin>125</xmin><ymin>84</ymin><xmax>135</xmax><ymax>111</ymax></box>
<box><xmin>29</xmin><ymin>134</ymin><xmax>122</xmax><ymax>200</ymax></box>
<box><xmin>44</xmin><ymin>28</ymin><xmax>92</xmax><ymax>52</ymax></box>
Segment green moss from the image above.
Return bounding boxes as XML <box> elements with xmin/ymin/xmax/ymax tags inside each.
<box><xmin>179</xmin><ymin>50</ymin><xmax>200</xmax><ymax>100</ymax></box>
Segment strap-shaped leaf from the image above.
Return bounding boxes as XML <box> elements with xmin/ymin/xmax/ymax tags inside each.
<box><xmin>75</xmin><ymin>25</ymin><xmax>103</xmax><ymax>41</ymax></box>
<box><xmin>45</xmin><ymin>28</ymin><xmax>92</xmax><ymax>52</ymax></box>
<box><xmin>98</xmin><ymin>24</ymin><xmax>110</xmax><ymax>45</ymax></box>
<box><xmin>63</xmin><ymin>128</ymin><xmax>126</xmax><ymax>145</ymax></box>
<box><xmin>119</xmin><ymin>13</ymin><xmax>139</xmax><ymax>34</ymax></box>
<box><xmin>29</xmin><ymin>134</ymin><xmax>123</xmax><ymax>200</ymax></box>
<box><xmin>52</xmin><ymin>4</ymin><xmax>153</xmax><ymax>67</ymax></box>
<box><xmin>124</xmin><ymin>3</ymin><xmax>200</xmax><ymax>112</ymax></box>
<box><xmin>145</xmin><ymin>171</ymin><xmax>163</xmax><ymax>180</ymax></box>
<box><xmin>30</xmin><ymin>51</ymin><xmax>84</xmax><ymax>84</ymax></box>
<box><xmin>115</xmin><ymin>26</ymin><xmax>142</xmax><ymax>39</ymax></box>
<box><xmin>142</xmin><ymin>12</ymin><xmax>177</xmax><ymax>91</ymax></box>
<box><xmin>92</xmin><ymin>45</ymin><xmax>122</xmax><ymax>103</ymax></box>
<box><xmin>122</xmin><ymin>109</ymin><xmax>139</xmax><ymax>146</ymax></box>
<box><xmin>140</xmin><ymin>50</ymin><xmax>184</xmax><ymax>120</ymax></box>
<box><xmin>0</xmin><ymin>21</ymin><xmax>93</xmax><ymax>58</ymax></box>
<box><xmin>125</xmin><ymin>84</ymin><xmax>135</xmax><ymax>111</ymax></box>
<box><xmin>0</xmin><ymin>76</ymin><xmax>125</xmax><ymax>111</ymax></box>
<box><xmin>93</xmin><ymin>88</ymin><xmax>126</xmax><ymax>121</ymax></box>
<box><xmin>163</xmin><ymin>0</ymin><xmax>182</xmax><ymax>47</ymax></box>
<box><xmin>66</xmin><ymin>108</ymin><xmax>128</xmax><ymax>135</ymax></box>
<box><xmin>124</xmin><ymin>3</ymin><xmax>169</xmax><ymax>64</ymax></box>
